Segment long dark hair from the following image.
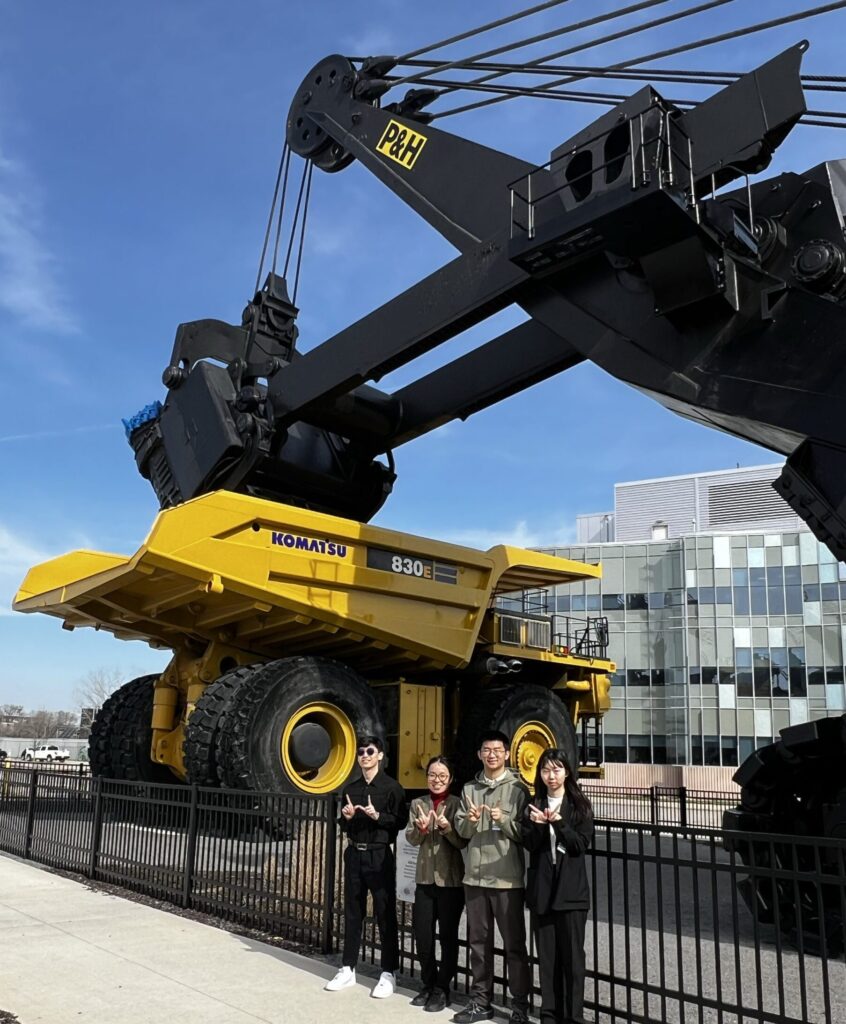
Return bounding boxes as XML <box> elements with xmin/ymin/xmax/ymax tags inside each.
<box><xmin>533</xmin><ymin>748</ymin><xmax>592</xmax><ymax>824</ymax></box>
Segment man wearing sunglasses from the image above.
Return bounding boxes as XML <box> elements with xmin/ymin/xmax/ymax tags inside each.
<box><xmin>325</xmin><ymin>735</ymin><xmax>407</xmax><ymax>999</ymax></box>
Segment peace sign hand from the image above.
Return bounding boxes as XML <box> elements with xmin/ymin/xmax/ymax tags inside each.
<box><xmin>341</xmin><ymin>794</ymin><xmax>357</xmax><ymax>820</ymax></box>
<box><xmin>362</xmin><ymin>795</ymin><xmax>380</xmax><ymax>820</ymax></box>
<box><xmin>466</xmin><ymin>798</ymin><xmax>483</xmax><ymax>823</ymax></box>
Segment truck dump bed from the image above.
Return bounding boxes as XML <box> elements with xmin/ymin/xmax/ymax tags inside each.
<box><xmin>15</xmin><ymin>491</ymin><xmax>601</xmax><ymax>673</ymax></box>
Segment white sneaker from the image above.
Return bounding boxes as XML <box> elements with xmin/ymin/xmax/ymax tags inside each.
<box><xmin>371</xmin><ymin>971</ymin><xmax>396</xmax><ymax>999</ymax></box>
<box><xmin>325</xmin><ymin>966</ymin><xmax>356</xmax><ymax>991</ymax></box>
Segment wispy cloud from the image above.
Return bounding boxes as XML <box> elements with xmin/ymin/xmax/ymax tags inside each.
<box><xmin>0</xmin><ymin>423</ymin><xmax>113</xmax><ymax>445</ymax></box>
<box><xmin>0</xmin><ymin>523</ymin><xmax>58</xmax><ymax>616</ymax></box>
<box><xmin>0</xmin><ymin>146</ymin><xmax>77</xmax><ymax>333</ymax></box>
<box><xmin>438</xmin><ymin>518</ymin><xmax>576</xmax><ymax>550</ymax></box>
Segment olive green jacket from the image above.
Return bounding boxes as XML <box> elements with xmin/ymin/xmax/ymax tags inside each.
<box><xmin>406</xmin><ymin>793</ymin><xmax>468</xmax><ymax>887</ymax></box>
<box><xmin>454</xmin><ymin>768</ymin><xmax>530</xmax><ymax>889</ymax></box>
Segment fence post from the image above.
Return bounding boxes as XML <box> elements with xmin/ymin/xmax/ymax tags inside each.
<box><xmin>321</xmin><ymin>796</ymin><xmax>338</xmax><ymax>955</ymax></box>
<box><xmin>87</xmin><ymin>777</ymin><xmax>104</xmax><ymax>879</ymax></box>
<box><xmin>678</xmin><ymin>786</ymin><xmax>688</xmax><ymax>829</ymax></box>
<box><xmin>23</xmin><ymin>769</ymin><xmax>38</xmax><ymax>860</ymax></box>
<box><xmin>181</xmin><ymin>784</ymin><xmax>199</xmax><ymax>909</ymax></box>
<box><xmin>649</xmin><ymin>785</ymin><xmax>659</xmax><ymax>827</ymax></box>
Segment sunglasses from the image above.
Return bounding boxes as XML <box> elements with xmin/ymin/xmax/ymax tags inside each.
<box><xmin>357</xmin><ymin>746</ymin><xmax>378</xmax><ymax>757</ymax></box>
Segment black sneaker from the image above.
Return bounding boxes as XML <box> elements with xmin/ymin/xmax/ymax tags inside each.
<box><xmin>412</xmin><ymin>989</ymin><xmax>433</xmax><ymax>1007</ymax></box>
<box><xmin>509</xmin><ymin>1010</ymin><xmax>530</xmax><ymax>1024</ymax></box>
<box><xmin>451</xmin><ymin>1003</ymin><xmax>493</xmax><ymax>1024</ymax></box>
<box><xmin>425</xmin><ymin>989</ymin><xmax>450</xmax><ymax>1012</ymax></box>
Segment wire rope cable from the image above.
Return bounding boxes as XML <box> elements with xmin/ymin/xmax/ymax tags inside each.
<box><xmin>397</xmin><ymin>0</ymin><xmax>578</xmax><ymax>62</ymax></box>
<box><xmin>254</xmin><ymin>142</ymin><xmax>290</xmax><ymax>295</ymax></box>
<box><xmin>292</xmin><ymin>162</ymin><xmax>314</xmax><ymax>305</ymax></box>
<box><xmin>434</xmin><ymin>0</ymin><xmax>846</xmax><ymax>119</ymax></box>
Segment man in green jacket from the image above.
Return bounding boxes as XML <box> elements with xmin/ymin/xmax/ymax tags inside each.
<box><xmin>453</xmin><ymin>730</ymin><xmax>531</xmax><ymax>1024</ymax></box>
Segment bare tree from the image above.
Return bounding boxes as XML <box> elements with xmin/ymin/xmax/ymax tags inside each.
<box><xmin>73</xmin><ymin>667</ymin><xmax>126</xmax><ymax>712</ymax></box>
<box><xmin>22</xmin><ymin>709</ymin><xmax>80</xmax><ymax>740</ymax></box>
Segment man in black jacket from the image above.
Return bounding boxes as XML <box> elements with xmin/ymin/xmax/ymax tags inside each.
<box><xmin>325</xmin><ymin>735</ymin><xmax>407</xmax><ymax>999</ymax></box>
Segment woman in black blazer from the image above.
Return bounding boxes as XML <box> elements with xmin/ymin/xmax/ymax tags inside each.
<box><xmin>521</xmin><ymin>748</ymin><xmax>594</xmax><ymax>1024</ymax></box>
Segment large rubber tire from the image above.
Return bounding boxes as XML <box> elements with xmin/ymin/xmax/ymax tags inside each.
<box><xmin>89</xmin><ymin>674</ymin><xmax>159</xmax><ymax>778</ymax></box>
<box><xmin>453</xmin><ymin>684</ymin><xmax>578</xmax><ymax>791</ymax></box>
<box><xmin>216</xmin><ymin>656</ymin><xmax>384</xmax><ymax>795</ymax></box>
<box><xmin>723</xmin><ymin>714</ymin><xmax>846</xmax><ymax>956</ymax></box>
<box><xmin>183</xmin><ymin>665</ymin><xmax>258</xmax><ymax>786</ymax></box>
<box><xmin>108</xmin><ymin>676</ymin><xmax>178</xmax><ymax>784</ymax></box>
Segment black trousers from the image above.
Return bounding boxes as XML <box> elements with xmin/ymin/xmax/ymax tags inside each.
<box><xmin>532</xmin><ymin>909</ymin><xmax>588</xmax><ymax>1024</ymax></box>
<box><xmin>413</xmin><ymin>883</ymin><xmax>465</xmax><ymax>992</ymax></box>
<box><xmin>464</xmin><ymin>885</ymin><xmax>531</xmax><ymax>1011</ymax></box>
<box><xmin>342</xmin><ymin>845</ymin><xmax>399</xmax><ymax>972</ymax></box>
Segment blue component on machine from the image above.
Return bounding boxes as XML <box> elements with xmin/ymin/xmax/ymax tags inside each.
<box><xmin>122</xmin><ymin>401</ymin><xmax>163</xmax><ymax>438</ymax></box>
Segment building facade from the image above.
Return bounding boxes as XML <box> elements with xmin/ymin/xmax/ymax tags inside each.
<box><xmin>542</xmin><ymin>465</ymin><xmax>846</xmax><ymax>766</ymax></box>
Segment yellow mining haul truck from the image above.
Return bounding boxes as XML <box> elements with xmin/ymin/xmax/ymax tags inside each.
<box><xmin>15</xmin><ymin>491</ymin><xmax>613</xmax><ymax>793</ymax></box>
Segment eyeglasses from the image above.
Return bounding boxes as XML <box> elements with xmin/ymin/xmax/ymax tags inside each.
<box><xmin>426</xmin><ymin>772</ymin><xmax>450</xmax><ymax>782</ymax></box>
<box><xmin>357</xmin><ymin>746</ymin><xmax>378</xmax><ymax>757</ymax></box>
<box><xmin>480</xmin><ymin>747</ymin><xmax>506</xmax><ymax>756</ymax></box>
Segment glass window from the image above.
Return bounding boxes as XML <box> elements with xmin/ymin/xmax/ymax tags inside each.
<box><xmin>748</xmin><ymin>547</ymin><xmax>766</xmax><ymax>568</ymax></box>
<box><xmin>750</xmin><ymin>588</ymin><xmax>767</xmax><ymax>614</ymax></box>
<box><xmin>625</xmin><ymin>593</ymin><xmax>647</xmax><ymax>611</ymax></box>
<box><xmin>789</xmin><ymin>666</ymin><xmax>807</xmax><ymax>696</ymax></box>
<box><xmin>626</xmin><ymin>669</ymin><xmax>650</xmax><ymax>686</ymax></box>
<box><xmin>739</xmin><ymin>736</ymin><xmax>755</xmax><ymax>763</ymax></box>
<box><xmin>800</xmin><ymin>532</ymin><xmax>818</xmax><ymax>565</ymax></box>
<box><xmin>808</xmin><ymin>667</ymin><xmax>825</xmax><ymax>686</ymax></box>
<box><xmin>572</xmin><ymin>595</ymin><xmax>586</xmax><ymax>611</ymax></box>
<box><xmin>687</xmin><ymin>588</ymin><xmax>698</xmax><ymax>605</ymax></box>
<box><xmin>768</xmin><ymin>588</ymin><xmax>785</xmax><ymax>615</ymax></box>
<box><xmin>784</xmin><ymin>565</ymin><xmax>801</xmax><ymax>586</ymax></box>
<box><xmin>701</xmin><ymin>666</ymin><xmax>718</xmax><ymax>685</ymax></box>
<box><xmin>651</xmin><ymin>669</ymin><xmax>666</xmax><ymax>687</ymax></box>
<box><xmin>628</xmin><ymin>735</ymin><xmax>652</xmax><ymax>764</ymax></box>
<box><xmin>749</xmin><ymin>566</ymin><xmax>766</xmax><ymax>586</ymax></box>
<box><xmin>648</xmin><ymin>592</ymin><xmax>665</xmax><ymax>609</ymax></box>
<box><xmin>604</xmin><ymin>734</ymin><xmax>627</xmax><ymax>762</ymax></box>
<box><xmin>689</xmin><ymin>666</ymin><xmax>701</xmax><ymax>685</ymax></box>
<box><xmin>721</xmin><ymin>736</ymin><xmax>738</xmax><ymax>767</ymax></box>
<box><xmin>785</xmin><ymin>586</ymin><xmax>803</xmax><ymax>614</ymax></box>
<box><xmin>557</xmin><ymin>595</ymin><xmax>571</xmax><ymax>612</ymax></box>
<box><xmin>733</xmin><ymin>568</ymin><xmax>749</xmax><ymax>587</ymax></box>
<box><xmin>601</xmin><ymin>593</ymin><xmax>622</xmax><ymax>611</ymax></box>
<box><xmin>821</xmin><ymin>583</ymin><xmax>840</xmax><ymax>602</ymax></box>
<box><xmin>704</xmin><ymin>735</ymin><xmax>721</xmax><ymax>765</ymax></box>
<box><xmin>766</xmin><ymin>566</ymin><xmax>784</xmax><ymax>587</ymax></box>
<box><xmin>737</xmin><ymin>670</ymin><xmax>753</xmax><ymax>696</ymax></box>
<box><xmin>716</xmin><ymin>586</ymin><xmax>732</xmax><ymax>605</ymax></box>
<box><xmin>714</xmin><ymin>537</ymin><xmax>731</xmax><ymax>568</ymax></box>
<box><xmin>699</xmin><ymin>587</ymin><xmax>715</xmax><ymax>604</ymax></box>
<box><xmin>734</xmin><ymin>588</ymin><xmax>750</xmax><ymax>614</ymax></box>
<box><xmin>735</xmin><ymin>646</ymin><xmax>752</xmax><ymax>666</ymax></box>
<box><xmin>753</xmin><ymin>647</ymin><xmax>770</xmax><ymax>696</ymax></box>
<box><xmin>610</xmin><ymin>671</ymin><xmax>626</xmax><ymax>687</ymax></box>
<box><xmin>690</xmin><ymin>736</ymin><xmax>703</xmax><ymax>765</ymax></box>
<box><xmin>585</xmin><ymin>594</ymin><xmax>601</xmax><ymax>612</ymax></box>
<box><xmin>651</xmin><ymin>739</ymin><xmax>669</xmax><ymax>764</ymax></box>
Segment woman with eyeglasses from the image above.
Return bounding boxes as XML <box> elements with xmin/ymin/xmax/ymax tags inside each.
<box><xmin>406</xmin><ymin>755</ymin><xmax>468</xmax><ymax>1013</ymax></box>
<box><xmin>520</xmin><ymin>748</ymin><xmax>594</xmax><ymax>1024</ymax></box>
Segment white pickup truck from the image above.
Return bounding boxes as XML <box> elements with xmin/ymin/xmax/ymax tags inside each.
<box><xmin>22</xmin><ymin>744</ymin><xmax>71</xmax><ymax>762</ymax></box>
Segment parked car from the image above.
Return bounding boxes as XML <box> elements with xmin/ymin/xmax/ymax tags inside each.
<box><xmin>22</xmin><ymin>744</ymin><xmax>71</xmax><ymax>762</ymax></box>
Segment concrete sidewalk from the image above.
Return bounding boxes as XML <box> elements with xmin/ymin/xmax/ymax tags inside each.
<box><xmin>0</xmin><ymin>852</ymin><xmax>444</xmax><ymax>1024</ymax></box>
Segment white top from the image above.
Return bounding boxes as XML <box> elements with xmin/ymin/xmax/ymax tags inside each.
<box><xmin>547</xmin><ymin>794</ymin><xmax>563</xmax><ymax>859</ymax></box>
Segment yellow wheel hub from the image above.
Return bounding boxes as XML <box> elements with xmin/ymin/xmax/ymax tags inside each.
<box><xmin>511</xmin><ymin>720</ymin><xmax>556</xmax><ymax>787</ymax></box>
<box><xmin>280</xmin><ymin>702</ymin><xmax>356</xmax><ymax>794</ymax></box>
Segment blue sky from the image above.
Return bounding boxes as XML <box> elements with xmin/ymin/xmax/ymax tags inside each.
<box><xmin>2</xmin><ymin>0</ymin><xmax>845</xmax><ymax>708</ymax></box>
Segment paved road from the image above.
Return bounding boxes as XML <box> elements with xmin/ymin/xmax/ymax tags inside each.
<box><xmin>0</xmin><ymin>852</ymin><xmax>444</xmax><ymax>1024</ymax></box>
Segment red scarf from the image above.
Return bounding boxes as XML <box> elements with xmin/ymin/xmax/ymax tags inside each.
<box><xmin>429</xmin><ymin>790</ymin><xmax>448</xmax><ymax>812</ymax></box>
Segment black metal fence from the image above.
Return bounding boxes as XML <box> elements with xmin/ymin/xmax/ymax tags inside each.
<box><xmin>0</xmin><ymin>766</ymin><xmax>844</xmax><ymax>1024</ymax></box>
<box><xmin>582</xmin><ymin>784</ymin><xmax>739</xmax><ymax>831</ymax></box>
